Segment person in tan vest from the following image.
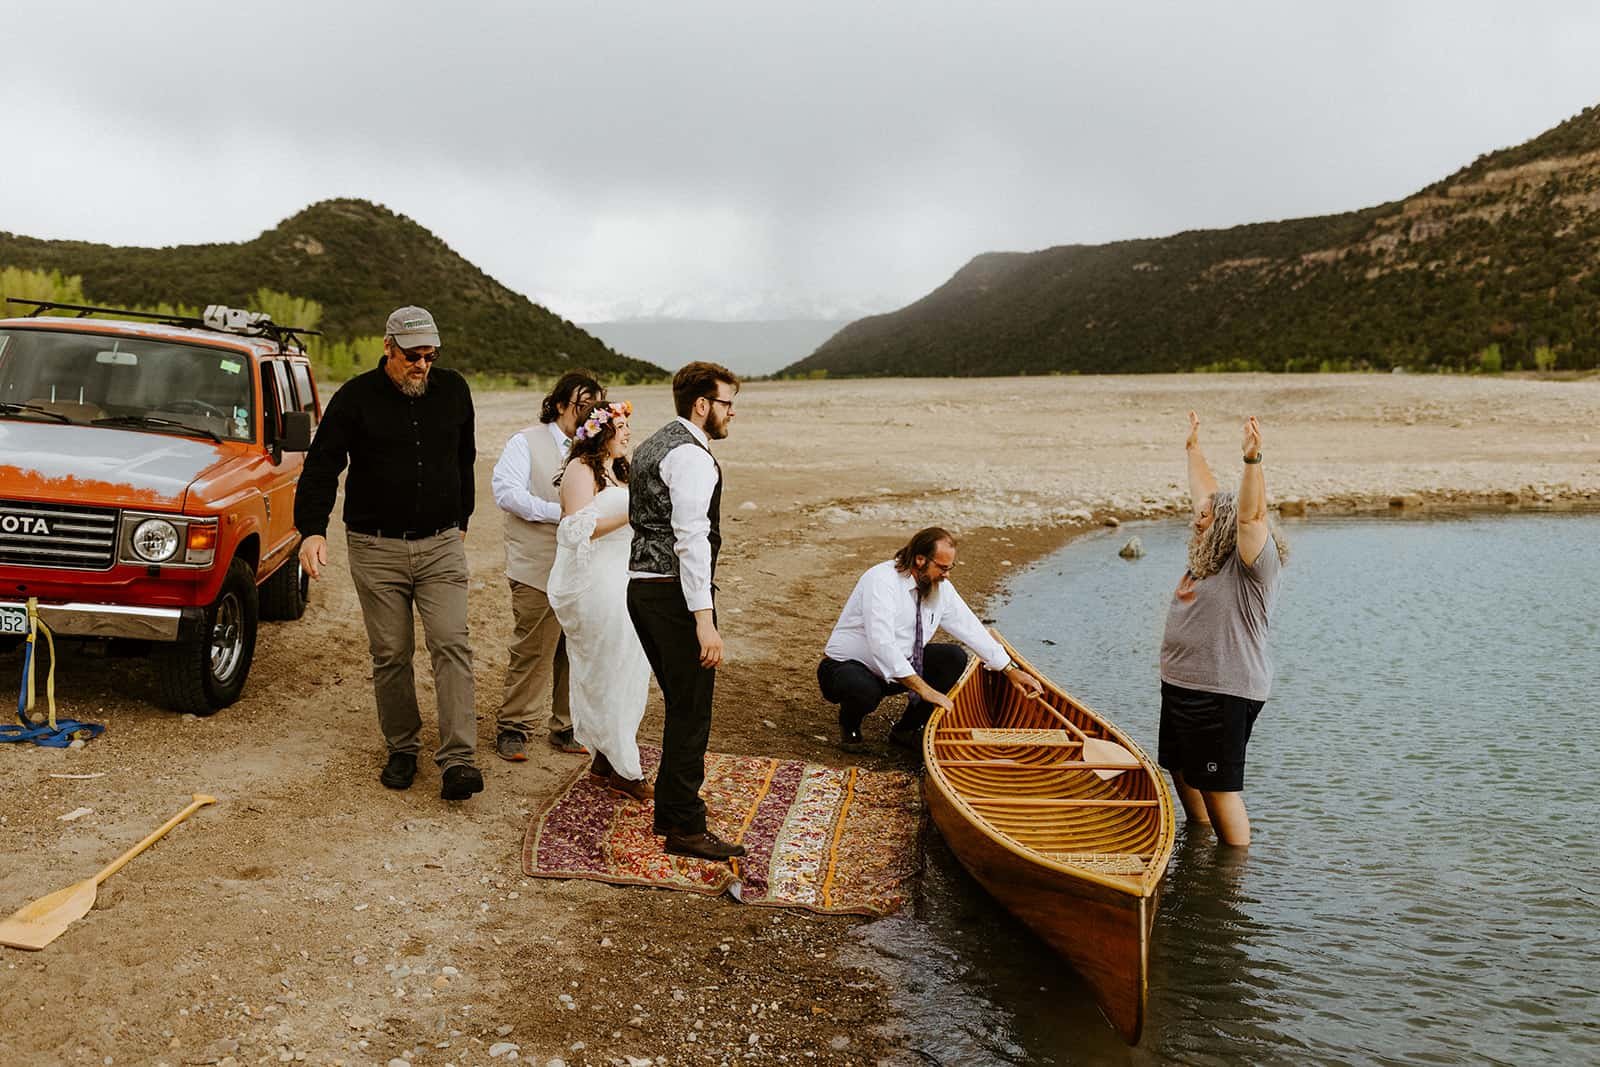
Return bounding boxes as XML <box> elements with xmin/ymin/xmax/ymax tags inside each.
<box><xmin>490</xmin><ymin>371</ymin><xmax>605</xmax><ymax>760</ymax></box>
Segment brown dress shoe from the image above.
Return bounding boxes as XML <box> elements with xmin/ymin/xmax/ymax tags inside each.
<box><xmin>606</xmin><ymin>773</ymin><xmax>655</xmax><ymax>803</ymax></box>
<box><xmin>664</xmin><ymin>828</ymin><xmax>747</xmax><ymax>861</ymax></box>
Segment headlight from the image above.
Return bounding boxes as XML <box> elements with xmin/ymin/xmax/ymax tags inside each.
<box><xmin>132</xmin><ymin>518</ymin><xmax>181</xmax><ymax>563</ymax></box>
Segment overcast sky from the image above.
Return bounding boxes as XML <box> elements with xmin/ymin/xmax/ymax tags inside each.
<box><xmin>7</xmin><ymin>2</ymin><xmax>1599</xmax><ymax>322</ymax></box>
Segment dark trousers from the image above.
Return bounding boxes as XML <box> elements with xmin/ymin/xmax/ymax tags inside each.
<box><xmin>817</xmin><ymin>642</ymin><xmax>969</xmax><ymax>735</ymax></box>
<box><xmin>627</xmin><ymin>579</ymin><xmax>715</xmax><ymax>835</ymax></box>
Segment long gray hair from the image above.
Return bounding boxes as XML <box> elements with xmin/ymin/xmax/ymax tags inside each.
<box><xmin>1187</xmin><ymin>490</ymin><xmax>1290</xmax><ymax>579</ymax></box>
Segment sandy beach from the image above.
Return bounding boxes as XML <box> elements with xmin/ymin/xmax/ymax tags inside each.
<box><xmin>2</xmin><ymin>373</ymin><xmax>1597</xmax><ymax>1067</ymax></box>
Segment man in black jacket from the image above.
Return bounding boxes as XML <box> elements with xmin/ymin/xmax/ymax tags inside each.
<box><xmin>295</xmin><ymin>306</ymin><xmax>483</xmax><ymax>801</ymax></box>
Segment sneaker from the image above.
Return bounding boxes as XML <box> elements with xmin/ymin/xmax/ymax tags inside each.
<box><xmin>548</xmin><ymin>728</ymin><xmax>588</xmax><ymax>754</ymax></box>
<box><xmin>441</xmin><ymin>764</ymin><xmax>485</xmax><ymax>801</ymax></box>
<box><xmin>380</xmin><ymin>752</ymin><xmax>418</xmax><ymax>790</ymax></box>
<box><xmin>495</xmin><ymin>730</ymin><xmax>529</xmax><ymax>762</ymax></box>
<box><xmin>664</xmin><ymin>828</ymin><xmax>747</xmax><ymax>861</ymax></box>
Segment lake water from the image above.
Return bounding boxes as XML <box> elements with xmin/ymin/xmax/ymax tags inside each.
<box><xmin>850</xmin><ymin>513</ymin><xmax>1600</xmax><ymax>1065</ymax></box>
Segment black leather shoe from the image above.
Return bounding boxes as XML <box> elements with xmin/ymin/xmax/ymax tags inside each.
<box><xmin>441</xmin><ymin>764</ymin><xmax>485</xmax><ymax>800</ymax></box>
<box><xmin>664</xmin><ymin>829</ymin><xmax>747</xmax><ymax>861</ymax></box>
<box><xmin>888</xmin><ymin>723</ymin><xmax>925</xmax><ymax>753</ymax></box>
<box><xmin>589</xmin><ymin>750</ymin><xmax>615</xmax><ymax>779</ymax></box>
<box><xmin>839</xmin><ymin>708</ymin><xmax>866</xmax><ymax>749</ymax></box>
<box><xmin>380</xmin><ymin>752</ymin><xmax>418</xmax><ymax>790</ymax></box>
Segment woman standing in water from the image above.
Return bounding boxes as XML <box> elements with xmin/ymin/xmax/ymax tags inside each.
<box><xmin>547</xmin><ymin>401</ymin><xmax>655</xmax><ymax>802</ymax></box>
<box><xmin>1158</xmin><ymin>412</ymin><xmax>1288</xmax><ymax>846</ymax></box>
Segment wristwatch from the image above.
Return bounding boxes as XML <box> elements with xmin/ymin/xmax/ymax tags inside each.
<box><xmin>1243</xmin><ymin>452</ymin><xmax>1263</xmax><ymax>464</ymax></box>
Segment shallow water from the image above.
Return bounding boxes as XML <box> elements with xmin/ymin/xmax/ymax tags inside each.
<box><xmin>852</xmin><ymin>513</ymin><xmax>1600</xmax><ymax>1065</ymax></box>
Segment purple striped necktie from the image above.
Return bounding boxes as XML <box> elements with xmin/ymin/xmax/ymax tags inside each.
<box><xmin>911</xmin><ymin>587</ymin><xmax>925</xmax><ymax>677</ymax></box>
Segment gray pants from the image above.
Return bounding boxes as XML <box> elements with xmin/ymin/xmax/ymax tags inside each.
<box><xmin>496</xmin><ymin>579</ymin><xmax>571</xmax><ymax>737</ymax></box>
<box><xmin>347</xmin><ymin>530</ymin><xmax>476</xmax><ymax>770</ymax></box>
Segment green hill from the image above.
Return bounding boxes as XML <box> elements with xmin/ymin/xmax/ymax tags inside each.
<box><xmin>785</xmin><ymin>105</ymin><xmax>1600</xmax><ymax>376</ymax></box>
<box><xmin>0</xmin><ymin>199</ymin><xmax>664</xmax><ymax>380</ymax></box>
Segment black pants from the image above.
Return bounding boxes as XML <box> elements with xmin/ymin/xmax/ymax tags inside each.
<box><xmin>627</xmin><ymin>579</ymin><xmax>715</xmax><ymax>835</ymax></box>
<box><xmin>817</xmin><ymin>642</ymin><xmax>969</xmax><ymax>735</ymax></box>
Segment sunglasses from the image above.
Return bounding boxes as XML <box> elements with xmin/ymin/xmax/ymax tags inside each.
<box><xmin>396</xmin><ymin>344</ymin><xmax>440</xmax><ymax>364</ymax></box>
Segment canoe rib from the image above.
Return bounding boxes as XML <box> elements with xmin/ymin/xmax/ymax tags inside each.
<box><xmin>922</xmin><ymin>632</ymin><xmax>1176</xmax><ymax>1045</ymax></box>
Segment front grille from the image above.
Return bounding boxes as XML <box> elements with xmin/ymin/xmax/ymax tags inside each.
<box><xmin>0</xmin><ymin>499</ymin><xmax>119</xmax><ymax>571</ymax></box>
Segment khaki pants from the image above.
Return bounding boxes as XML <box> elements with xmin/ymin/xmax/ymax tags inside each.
<box><xmin>347</xmin><ymin>530</ymin><xmax>477</xmax><ymax>770</ymax></box>
<box><xmin>497</xmin><ymin>578</ymin><xmax>571</xmax><ymax>737</ymax></box>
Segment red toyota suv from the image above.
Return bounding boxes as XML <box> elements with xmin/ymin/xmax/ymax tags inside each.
<box><xmin>0</xmin><ymin>300</ymin><xmax>319</xmax><ymax>713</ymax></box>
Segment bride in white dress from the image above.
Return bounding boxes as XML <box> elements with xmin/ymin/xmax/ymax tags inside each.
<box><xmin>546</xmin><ymin>401</ymin><xmax>654</xmax><ymax>802</ymax></box>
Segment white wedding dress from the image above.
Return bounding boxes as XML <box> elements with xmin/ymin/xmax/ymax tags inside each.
<box><xmin>547</xmin><ymin>485</ymin><xmax>650</xmax><ymax>781</ymax></box>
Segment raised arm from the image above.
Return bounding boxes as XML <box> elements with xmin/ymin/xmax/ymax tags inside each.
<box><xmin>1185</xmin><ymin>410</ymin><xmax>1219</xmax><ymax>518</ymax></box>
<box><xmin>1236</xmin><ymin>415</ymin><xmax>1269</xmax><ymax>567</ymax></box>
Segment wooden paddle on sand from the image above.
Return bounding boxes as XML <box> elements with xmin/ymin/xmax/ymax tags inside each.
<box><xmin>1024</xmin><ymin>693</ymin><xmax>1141</xmax><ymax>781</ymax></box>
<box><xmin>0</xmin><ymin>793</ymin><xmax>216</xmax><ymax>951</ymax></box>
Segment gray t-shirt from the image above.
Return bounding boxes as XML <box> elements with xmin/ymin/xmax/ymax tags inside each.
<box><xmin>1159</xmin><ymin>536</ymin><xmax>1282</xmax><ymax>702</ymax></box>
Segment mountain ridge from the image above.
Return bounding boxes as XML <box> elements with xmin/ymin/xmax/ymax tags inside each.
<box><xmin>785</xmin><ymin>105</ymin><xmax>1600</xmax><ymax>376</ymax></box>
<box><xmin>0</xmin><ymin>199</ymin><xmax>664</xmax><ymax>380</ymax></box>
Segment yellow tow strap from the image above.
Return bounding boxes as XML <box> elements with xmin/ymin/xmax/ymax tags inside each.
<box><xmin>22</xmin><ymin>598</ymin><xmax>59</xmax><ymax>730</ymax></box>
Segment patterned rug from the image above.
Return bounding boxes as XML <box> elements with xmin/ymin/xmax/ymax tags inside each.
<box><xmin>523</xmin><ymin>745</ymin><xmax>922</xmax><ymax>916</ymax></box>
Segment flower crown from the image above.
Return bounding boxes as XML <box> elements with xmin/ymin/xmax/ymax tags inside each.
<box><xmin>575</xmin><ymin>400</ymin><xmax>632</xmax><ymax>441</ymax></box>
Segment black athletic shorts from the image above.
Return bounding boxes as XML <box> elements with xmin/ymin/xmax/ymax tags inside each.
<box><xmin>1157</xmin><ymin>680</ymin><xmax>1264</xmax><ymax>793</ymax></box>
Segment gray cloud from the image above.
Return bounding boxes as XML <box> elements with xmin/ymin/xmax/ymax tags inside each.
<box><xmin>6</xmin><ymin>1</ymin><xmax>1600</xmax><ymax>320</ymax></box>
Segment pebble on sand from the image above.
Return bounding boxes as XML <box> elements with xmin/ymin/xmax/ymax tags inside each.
<box><xmin>1118</xmin><ymin>536</ymin><xmax>1145</xmax><ymax>560</ymax></box>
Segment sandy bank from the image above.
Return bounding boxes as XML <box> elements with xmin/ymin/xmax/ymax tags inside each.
<box><xmin>2</xmin><ymin>374</ymin><xmax>1595</xmax><ymax>1066</ymax></box>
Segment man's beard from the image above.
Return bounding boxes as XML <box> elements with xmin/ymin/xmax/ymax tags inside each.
<box><xmin>705</xmin><ymin>409</ymin><xmax>730</xmax><ymax>440</ymax></box>
<box><xmin>913</xmin><ymin>568</ymin><xmax>936</xmax><ymax>595</ymax></box>
<box><xmin>396</xmin><ymin>374</ymin><xmax>429</xmax><ymax>398</ymax></box>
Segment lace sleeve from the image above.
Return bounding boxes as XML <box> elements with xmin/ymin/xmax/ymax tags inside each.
<box><xmin>557</xmin><ymin>506</ymin><xmax>599</xmax><ymax>550</ymax></box>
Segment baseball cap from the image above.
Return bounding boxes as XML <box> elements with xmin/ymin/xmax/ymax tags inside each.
<box><xmin>385</xmin><ymin>306</ymin><xmax>441</xmax><ymax>348</ymax></box>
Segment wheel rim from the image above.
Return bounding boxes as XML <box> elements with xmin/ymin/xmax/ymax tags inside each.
<box><xmin>211</xmin><ymin>592</ymin><xmax>244</xmax><ymax>683</ymax></box>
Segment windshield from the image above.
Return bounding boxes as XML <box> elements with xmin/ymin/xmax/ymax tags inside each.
<box><xmin>0</xmin><ymin>328</ymin><xmax>255</xmax><ymax>442</ymax></box>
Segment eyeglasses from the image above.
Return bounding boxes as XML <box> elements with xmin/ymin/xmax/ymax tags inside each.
<box><xmin>707</xmin><ymin>397</ymin><xmax>735</xmax><ymax>411</ymax></box>
<box><xmin>397</xmin><ymin>344</ymin><xmax>440</xmax><ymax>364</ymax></box>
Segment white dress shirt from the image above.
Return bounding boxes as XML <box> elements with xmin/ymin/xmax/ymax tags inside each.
<box><xmin>824</xmin><ymin>559</ymin><xmax>1010</xmax><ymax>682</ymax></box>
<box><xmin>492</xmin><ymin>422</ymin><xmax>570</xmax><ymax>524</ymax></box>
<box><xmin>628</xmin><ymin>417</ymin><xmax>719</xmax><ymax>613</ymax></box>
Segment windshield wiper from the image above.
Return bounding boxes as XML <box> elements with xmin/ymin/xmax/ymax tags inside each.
<box><xmin>91</xmin><ymin>414</ymin><xmax>222</xmax><ymax>443</ymax></box>
<box><xmin>0</xmin><ymin>401</ymin><xmax>72</xmax><ymax>424</ymax></box>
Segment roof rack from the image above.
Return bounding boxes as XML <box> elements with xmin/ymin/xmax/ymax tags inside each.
<box><xmin>3</xmin><ymin>298</ymin><xmax>323</xmax><ymax>354</ymax></box>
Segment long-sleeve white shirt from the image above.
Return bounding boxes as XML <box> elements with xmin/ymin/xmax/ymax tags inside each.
<box><xmin>824</xmin><ymin>559</ymin><xmax>1010</xmax><ymax>682</ymax></box>
<box><xmin>628</xmin><ymin>417</ymin><xmax>719</xmax><ymax>613</ymax></box>
<box><xmin>491</xmin><ymin>422</ymin><xmax>570</xmax><ymax>524</ymax></box>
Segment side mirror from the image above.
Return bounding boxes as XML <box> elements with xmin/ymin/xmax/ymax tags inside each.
<box><xmin>279</xmin><ymin>411</ymin><xmax>313</xmax><ymax>453</ymax></box>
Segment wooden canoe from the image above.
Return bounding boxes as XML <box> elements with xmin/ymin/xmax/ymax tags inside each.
<box><xmin>922</xmin><ymin>633</ymin><xmax>1175</xmax><ymax>1044</ymax></box>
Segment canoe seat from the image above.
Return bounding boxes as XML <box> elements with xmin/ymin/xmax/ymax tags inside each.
<box><xmin>1043</xmin><ymin>852</ymin><xmax>1149</xmax><ymax>875</ymax></box>
<box><xmin>966</xmin><ymin>728</ymin><xmax>1073</xmax><ymax>745</ymax></box>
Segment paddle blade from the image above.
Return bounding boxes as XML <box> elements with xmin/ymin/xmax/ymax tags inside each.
<box><xmin>0</xmin><ymin>878</ymin><xmax>97</xmax><ymax>950</ymax></box>
<box><xmin>1083</xmin><ymin>738</ymin><xmax>1142</xmax><ymax>782</ymax></box>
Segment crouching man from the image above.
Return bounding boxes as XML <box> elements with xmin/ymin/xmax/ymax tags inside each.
<box><xmin>818</xmin><ymin>526</ymin><xmax>1043</xmax><ymax>752</ymax></box>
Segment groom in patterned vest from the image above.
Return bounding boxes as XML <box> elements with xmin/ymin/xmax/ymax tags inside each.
<box><xmin>626</xmin><ymin>361</ymin><xmax>747</xmax><ymax>862</ymax></box>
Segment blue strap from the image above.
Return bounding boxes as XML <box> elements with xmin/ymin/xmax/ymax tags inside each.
<box><xmin>4</xmin><ymin>607</ymin><xmax>105</xmax><ymax>748</ymax></box>
<box><xmin>0</xmin><ymin>718</ymin><xmax>105</xmax><ymax>747</ymax></box>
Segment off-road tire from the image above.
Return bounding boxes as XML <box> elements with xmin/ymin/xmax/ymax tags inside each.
<box><xmin>259</xmin><ymin>551</ymin><xmax>309</xmax><ymax>621</ymax></box>
<box><xmin>154</xmin><ymin>558</ymin><xmax>258</xmax><ymax>715</ymax></box>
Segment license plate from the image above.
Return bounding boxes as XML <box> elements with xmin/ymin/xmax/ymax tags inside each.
<box><xmin>0</xmin><ymin>605</ymin><xmax>26</xmax><ymax>636</ymax></box>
